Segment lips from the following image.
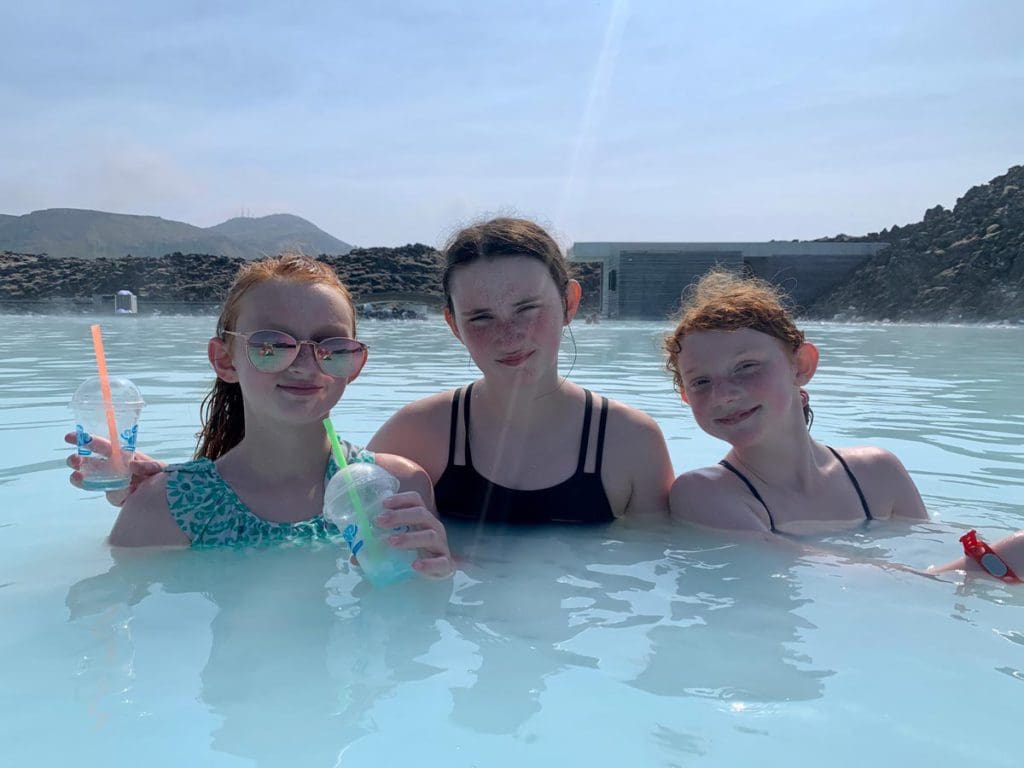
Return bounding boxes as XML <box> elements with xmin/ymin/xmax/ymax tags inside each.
<box><xmin>714</xmin><ymin>405</ymin><xmax>760</xmax><ymax>425</ymax></box>
<box><xmin>277</xmin><ymin>382</ymin><xmax>323</xmax><ymax>396</ymax></box>
<box><xmin>496</xmin><ymin>350</ymin><xmax>534</xmax><ymax>366</ymax></box>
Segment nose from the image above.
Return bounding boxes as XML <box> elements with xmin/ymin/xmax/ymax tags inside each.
<box><xmin>288</xmin><ymin>341</ymin><xmax>320</xmax><ymax>371</ymax></box>
<box><xmin>494</xmin><ymin>317</ymin><xmax>527</xmax><ymax>345</ymax></box>
<box><xmin>711</xmin><ymin>376</ymin><xmax>741</xmax><ymax>402</ymax></box>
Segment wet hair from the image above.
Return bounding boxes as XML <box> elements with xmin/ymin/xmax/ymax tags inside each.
<box><xmin>195</xmin><ymin>253</ymin><xmax>356</xmax><ymax>460</ymax></box>
<box><xmin>441</xmin><ymin>217</ymin><xmax>572</xmax><ymax>315</ymax></box>
<box><xmin>663</xmin><ymin>268</ymin><xmax>812</xmax><ymax>425</ymax></box>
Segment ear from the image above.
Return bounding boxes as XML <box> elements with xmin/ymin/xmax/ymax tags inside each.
<box><xmin>208</xmin><ymin>337</ymin><xmax>240</xmax><ymax>383</ymax></box>
<box><xmin>563</xmin><ymin>279</ymin><xmax>582</xmax><ymax>324</ymax></box>
<box><xmin>444</xmin><ymin>307</ymin><xmax>464</xmax><ymax>343</ymax></box>
<box><xmin>794</xmin><ymin>341</ymin><xmax>819</xmax><ymax>385</ymax></box>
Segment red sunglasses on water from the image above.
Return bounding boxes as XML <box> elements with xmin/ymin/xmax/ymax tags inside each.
<box><xmin>223</xmin><ymin>329</ymin><xmax>368</xmax><ymax>379</ymax></box>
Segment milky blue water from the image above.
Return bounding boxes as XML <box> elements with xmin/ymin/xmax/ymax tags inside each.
<box><xmin>1</xmin><ymin>314</ymin><xmax>1022</xmax><ymax>767</ymax></box>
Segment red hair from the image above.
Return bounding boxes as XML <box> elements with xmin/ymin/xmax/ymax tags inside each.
<box><xmin>664</xmin><ymin>268</ymin><xmax>805</xmax><ymax>392</ymax></box>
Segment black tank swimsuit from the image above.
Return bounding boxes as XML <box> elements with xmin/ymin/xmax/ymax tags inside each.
<box><xmin>719</xmin><ymin>446</ymin><xmax>874</xmax><ymax>533</ymax></box>
<box><xmin>434</xmin><ymin>383</ymin><xmax>616</xmax><ymax>525</ymax></box>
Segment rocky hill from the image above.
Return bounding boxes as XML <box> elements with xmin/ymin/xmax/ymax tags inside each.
<box><xmin>0</xmin><ymin>244</ymin><xmax>603</xmax><ymax>314</ymax></box>
<box><xmin>809</xmin><ymin>165</ymin><xmax>1024</xmax><ymax>322</ymax></box>
<box><xmin>0</xmin><ymin>209</ymin><xmax>351</xmax><ymax>261</ymax></box>
<box><xmin>207</xmin><ymin>213</ymin><xmax>351</xmax><ymax>257</ymax></box>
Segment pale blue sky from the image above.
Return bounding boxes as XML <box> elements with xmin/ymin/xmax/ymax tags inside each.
<box><xmin>2</xmin><ymin>0</ymin><xmax>1021</xmax><ymax>247</ymax></box>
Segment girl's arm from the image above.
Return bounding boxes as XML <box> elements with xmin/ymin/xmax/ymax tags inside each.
<box><xmin>108</xmin><ymin>473</ymin><xmax>191</xmax><ymax>548</ymax></box>
<box><xmin>604</xmin><ymin>405</ymin><xmax>673</xmax><ymax>520</ymax></box>
<box><xmin>931</xmin><ymin>530</ymin><xmax>1024</xmax><ymax>579</ymax></box>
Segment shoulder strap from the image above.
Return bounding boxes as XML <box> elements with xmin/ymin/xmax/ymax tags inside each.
<box><xmin>593</xmin><ymin>395</ymin><xmax>609</xmax><ymax>474</ymax></box>
<box><xmin>462</xmin><ymin>382</ymin><xmax>475</xmax><ymax>468</ymax></box>
<box><xmin>575</xmin><ymin>389</ymin><xmax>594</xmax><ymax>473</ymax></box>
<box><xmin>447</xmin><ymin>388</ymin><xmax>462</xmax><ymax>467</ymax></box>
<box><xmin>719</xmin><ymin>459</ymin><xmax>778</xmax><ymax>533</ymax></box>
<box><xmin>827</xmin><ymin>446</ymin><xmax>873</xmax><ymax>520</ymax></box>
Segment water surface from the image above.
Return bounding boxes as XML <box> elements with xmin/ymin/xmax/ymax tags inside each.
<box><xmin>1</xmin><ymin>314</ymin><xmax>1021</xmax><ymax>767</ymax></box>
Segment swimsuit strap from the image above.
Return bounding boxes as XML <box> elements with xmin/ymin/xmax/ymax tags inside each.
<box><xmin>447</xmin><ymin>387</ymin><xmax>463</xmax><ymax>467</ymax></box>
<box><xmin>593</xmin><ymin>395</ymin><xmax>609</xmax><ymax>474</ymax></box>
<box><xmin>826</xmin><ymin>446</ymin><xmax>874</xmax><ymax>520</ymax></box>
<box><xmin>463</xmin><ymin>382</ymin><xmax>475</xmax><ymax>468</ymax></box>
<box><xmin>574</xmin><ymin>389</ymin><xmax>595</xmax><ymax>474</ymax></box>
<box><xmin>719</xmin><ymin>459</ymin><xmax>778</xmax><ymax>533</ymax></box>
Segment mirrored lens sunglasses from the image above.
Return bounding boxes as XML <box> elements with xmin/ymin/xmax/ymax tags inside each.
<box><xmin>222</xmin><ymin>330</ymin><xmax>368</xmax><ymax>378</ymax></box>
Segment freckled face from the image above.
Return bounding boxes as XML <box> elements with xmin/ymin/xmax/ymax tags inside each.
<box><xmin>229</xmin><ymin>279</ymin><xmax>358</xmax><ymax>425</ymax></box>
<box><xmin>676</xmin><ymin>328</ymin><xmax>800</xmax><ymax>447</ymax></box>
<box><xmin>446</xmin><ymin>257</ymin><xmax>569</xmax><ymax>382</ymax></box>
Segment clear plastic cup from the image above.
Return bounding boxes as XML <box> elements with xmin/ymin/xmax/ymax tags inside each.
<box><xmin>323</xmin><ymin>462</ymin><xmax>416</xmax><ymax>586</ymax></box>
<box><xmin>70</xmin><ymin>376</ymin><xmax>145</xmax><ymax>491</ymax></box>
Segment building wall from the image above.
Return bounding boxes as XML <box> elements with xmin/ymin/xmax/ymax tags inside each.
<box><xmin>569</xmin><ymin>241</ymin><xmax>888</xmax><ymax>319</ymax></box>
<box><xmin>619</xmin><ymin>250</ymin><xmax>741</xmax><ymax>319</ymax></box>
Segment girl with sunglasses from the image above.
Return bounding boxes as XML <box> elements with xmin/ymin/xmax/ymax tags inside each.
<box><xmin>367</xmin><ymin>217</ymin><xmax>674</xmax><ymax>524</ymax></box>
<box><xmin>67</xmin><ymin>254</ymin><xmax>453</xmax><ymax>574</ymax></box>
<box><xmin>663</xmin><ymin>268</ymin><xmax>1022</xmax><ymax>582</ymax></box>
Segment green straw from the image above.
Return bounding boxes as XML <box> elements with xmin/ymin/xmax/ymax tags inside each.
<box><xmin>323</xmin><ymin>416</ymin><xmax>348</xmax><ymax>470</ymax></box>
<box><xmin>323</xmin><ymin>417</ymin><xmax>372</xmax><ymax>544</ymax></box>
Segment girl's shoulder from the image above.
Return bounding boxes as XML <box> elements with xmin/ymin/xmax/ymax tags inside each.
<box><xmin>110</xmin><ymin>469</ymin><xmax>189</xmax><ymax>547</ymax></box>
<box><xmin>368</xmin><ymin>388</ymin><xmax>465</xmax><ymax>480</ymax></box>
<box><xmin>669</xmin><ymin>465</ymin><xmax>772</xmax><ymax>532</ymax></box>
<box><xmin>583</xmin><ymin>390</ymin><xmax>673</xmax><ymax>519</ymax></box>
<box><xmin>602</xmin><ymin>393</ymin><xmax>661</xmax><ymax>427</ymax></box>
<box><xmin>373</xmin><ymin>388</ymin><xmax>461</xmax><ymax>431</ymax></box>
<box><xmin>826</xmin><ymin>444</ymin><xmax>912</xmax><ymax>489</ymax></box>
<box><xmin>826</xmin><ymin>444</ymin><xmax>928</xmax><ymax>520</ymax></box>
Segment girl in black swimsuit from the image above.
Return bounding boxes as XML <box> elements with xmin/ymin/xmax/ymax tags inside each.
<box><xmin>370</xmin><ymin>217</ymin><xmax>674</xmax><ymax>524</ymax></box>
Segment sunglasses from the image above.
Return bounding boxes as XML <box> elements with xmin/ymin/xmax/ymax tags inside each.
<box><xmin>223</xmin><ymin>330</ymin><xmax>368</xmax><ymax>379</ymax></box>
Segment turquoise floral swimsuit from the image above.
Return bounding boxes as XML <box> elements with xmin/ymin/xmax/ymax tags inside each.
<box><xmin>165</xmin><ymin>440</ymin><xmax>373</xmax><ymax>547</ymax></box>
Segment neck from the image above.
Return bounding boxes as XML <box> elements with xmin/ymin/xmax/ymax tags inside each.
<box><xmin>726</xmin><ymin>420</ymin><xmax>821</xmax><ymax>490</ymax></box>
<box><xmin>474</xmin><ymin>374</ymin><xmax>576</xmax><ymax>429</ymax></box>
<box><xmin>224</xmin><ymin>418</ymin><xmax>332</xmax><ymax>482</ymax></box>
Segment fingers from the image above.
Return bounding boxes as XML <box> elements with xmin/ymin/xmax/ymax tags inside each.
<box><xmin>66</xmin><ymin>431</ymin><xmax>114</xmax><ymax>457</ymax></box>
<box><xmin>378</xmin><ymin>492</ymin><xmax>454</xmax><ymax>579</ymax></box>
<box><xmin>66</xmin><ymin>439</ymin><xmax>164</xmax><ymax>508</ymax></box>
<box><xmin>412</xmin><ymin>556</ymin><xmax>455</xmax><ymax>578</ymax></box>
<box><xmin>387</xmin><ymin>527</ymin><xmax>446</xmax><ymax>555</ymax></box>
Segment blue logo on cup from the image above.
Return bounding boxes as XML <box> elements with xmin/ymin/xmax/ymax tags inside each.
<box><xmin>76</xmin><ymin>425</ymin><xmax>93</xmax><ymax>456</ymax></box>
<box><xmin>121</xmin><ymin>423</ymin><xmax>138</xmax><ymax>452</ymax></box>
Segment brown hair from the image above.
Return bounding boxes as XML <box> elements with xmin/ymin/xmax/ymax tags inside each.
<box><xmin>664</xmin><ymin>268</ymin><xmax>811</xmax><ymax>423</ymax></box>
<box><xmin>441</xmin><ymin>217</ymin><xmax>572</xmax><ymax>313</ymax></box>
<box><xmin>195</xmin><ymin>253</ymin><xmax>356</xmax><ymax>460</ymax></box>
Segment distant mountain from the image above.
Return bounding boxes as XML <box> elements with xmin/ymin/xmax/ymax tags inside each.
<box><xmin>810</xmin><ymin>164</ymin><xmax>1024</xmax><ymax>321</ymax></box>
<box><xmin>0</xmin><ymin>208</ymin><xmax>351</xmax><ymax>260</ymax></box>
<box><xmin>208</xmin><ymin>213</ymin><xmax>351</xmax><ymax>257</ymax></box>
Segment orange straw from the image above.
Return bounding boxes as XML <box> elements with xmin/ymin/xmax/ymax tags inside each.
<box><xmin>90</xmin><ymin>324</ymin><xmax>124</xmax><ymax>473</ymax></box>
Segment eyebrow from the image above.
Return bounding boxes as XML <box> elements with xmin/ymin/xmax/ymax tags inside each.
<box><xmin>681</xmin><ymin>348</ymin><xmax>762</xmax><ymax>375</ymax></box>
<box><xmin>246</xmin><ymin>324</ymin><xmax>354</xmax><ymax>338</ymax></box>
<box><xmin>460</xmin><ymin>295</ymin><xmax>543</xmax><ymax>316</ymax></box>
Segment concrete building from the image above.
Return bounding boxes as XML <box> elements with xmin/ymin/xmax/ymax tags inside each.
<box><xmin>568</xmin><ymin>241</ymin><xmax>888</xmax><ymax>319</ymax></box>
